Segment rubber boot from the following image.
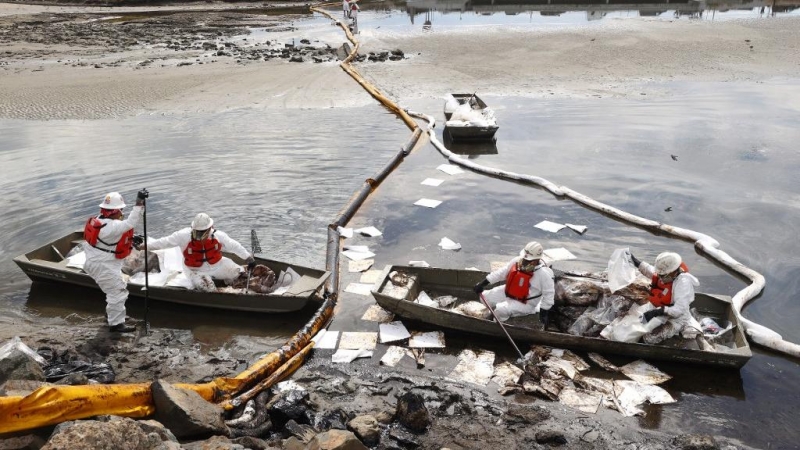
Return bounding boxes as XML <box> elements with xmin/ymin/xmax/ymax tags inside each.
<box><xmin>109</xmin><ymin>323</ymin><xmax>137</xmax><ymax>333</ymax></box>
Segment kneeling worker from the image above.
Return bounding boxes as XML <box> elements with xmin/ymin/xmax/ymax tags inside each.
<box><xmin>473</xmin><ymin>241</ymin><xmax>555</xmax><ymax>325</ymax></box>
<box><xmin>146</xmin><ymin>213</ymin><xmax>255</xmax><ymax>292</ymax></box>
<box><xmin>629</xmin><ymin>251</ymin><xmax>699</xmax><ymax>344</ymax></box>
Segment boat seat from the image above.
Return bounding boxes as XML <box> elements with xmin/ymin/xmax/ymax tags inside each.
<box><xmin>284</xmin><ymin>274</ymin><xmax>321</xmax><ymax>297</ymax></box>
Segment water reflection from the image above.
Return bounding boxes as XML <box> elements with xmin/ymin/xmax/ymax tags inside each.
<box><xmin>442</xmin><ymin>130</ymin><xmax>499</xmax><ymax>157</ymax></box>
<box><xmin>23</xmin><ymin>281</ymin><xmax>318</xmax><ymax>347</ymax></box>
<box><xmin>368</xmin><ymin>0</ymin><xmax>800</xmax><ymax>26</ymax></box>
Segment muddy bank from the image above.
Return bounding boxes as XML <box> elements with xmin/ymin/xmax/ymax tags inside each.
<box><xmin>0</xmin><ymin>324</ymin><xmax>759</xmax><ymax>449</ymax></box>
<box><xmin>0</xmin><ymin>3</ymin><xmax>398</xmax><ymax>118</ymax></box>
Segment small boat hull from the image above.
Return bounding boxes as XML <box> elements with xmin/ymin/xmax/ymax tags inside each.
<box><xmin>444</xmin><ymin>124</ymin><xmax>499</xmax><ymax>141</ymax></box>
<box><xmin>371</xmin><ymin>265</ymin><xmax>752</xmax><ymax>368</ymax></box>
<box><xmin>14</xmin><ymin>231</ymin><xmax>330</xmax><ymax>314</ymax></box>
<box><xmin>443</xmin><ymin>93</ymin><xmax>498</xmax><ymax>141</ymax></box>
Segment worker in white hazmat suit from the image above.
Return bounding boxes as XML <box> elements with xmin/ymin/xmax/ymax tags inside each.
<box><xmin>473</xmin><ymin>241</ymin><xmax>555</xmax><ymax>325</ymax></box>
<box><xmin>82</xmin><ymin>190</ymin><xmax>147</xmax><ymax>332</ymax></box>
<box><xmin>350</xmin><ymin>1</ymin><xmax>359</xmax><ymax>24</ymax></box>
<box><xmin>145</xmin><ymin>213</ymin><xmax>255</xmax><ymax>292</ymax></box>
<box><xmin>629</xmin><ymin>251</ymin><xmax>700</xmax><ymax>344</ymax></box>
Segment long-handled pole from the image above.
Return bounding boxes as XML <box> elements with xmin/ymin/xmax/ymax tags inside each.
<box><xmin>142</xmin><ymin>192</ymin><xmax>150</xmax><ymax>335</ymax></box>
<box><xmin>241</xmin><ymin>230</ymin><xmax>262</xmax><ymax>294</ymax></box>
<box><xmin>479</xmin><ymin>292</ymin><xmax>526</xmax><ymax>361</ymax></box>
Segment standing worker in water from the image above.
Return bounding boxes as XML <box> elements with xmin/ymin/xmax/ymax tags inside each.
<box><xmin>82</xmin><ymin>190</ymin><xmax>147</xmax><ymax>333</ymax></box>
<box><xmin>350</xmin><ymin>0</ymin><xmax>360</xmax><ymax>26</ymax></box>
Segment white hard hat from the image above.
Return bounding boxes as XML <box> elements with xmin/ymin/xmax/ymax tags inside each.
<box><xmin>191</xmin><ymin>213</ymin><xmax>214</xmax><ymax>231</ymax></box>
<box><xmin>655</xmin><ymin>252</ymin><xmax>682</xmax><ymax>275</ymax></box>
<box><xmin>99</xmin><ymin>192</ymin><xmax>126</xmax><ymax>210</ymax></box>
<box><xmin>521</xmin><ymin>241</ymin><xmax>544</xmax><ymax>260</ymax></box>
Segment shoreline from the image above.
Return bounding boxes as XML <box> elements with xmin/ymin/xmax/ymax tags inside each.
<box><xmin>2</xmin><ymin>4</ymin><xmax>798</xmax><ymax>120</ymax></box>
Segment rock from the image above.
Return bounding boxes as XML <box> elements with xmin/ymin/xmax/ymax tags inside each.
<box><xmin>136</xmin><ymin>420</ymin><xmax>179</xmax><ymax>443</ymax></box>
<box><xmin>314</xmin><ymin>408</ymin><xmax>351</xmax><ymax>431</ymax></box>
<box><xmin>502</xmin><ymin>403</ymin><xmax>550</xmax><ymax>425</ymax></box>
<box><xmin>674</xmin><ymin>434</ymin><xmax>719</xmax><ymax>450</ymax></box>
<box><xmin>306</xmin><ymin>430</ymin><xmax>367</xmax><ymax>450</ymax></box>
<box><xmin>0</xmin><ymin>347</ymin><xmax>45</xmax><ymax>384</ymax></box>
<box><xmin>151</xmin><ymin>379</ymin><xmax>227</xmax><ymax>439</ymax></box>
<box><xmin>53</xmin><ymin>373</ymin><xmax>89</xmax><ymax>385</ymax></box>
<box><xmin>395</xmin><ymin>391</ymin><xmax>430</xmax><ymax>432</ymax></box>
<box><xmin>581</xmin><ymin>430</ymin><xmax>599</xmax><ymax>443</ymax></box>
<box><xmin>374</xmin><ymin>411</ymin><xmax>394</xmax><ymax>424</ymax></box>
<box><xmin>347</xmin><ymin>415</ymin><xmax>380</xmax><ymax>447</ymax></box>
<box><xmin>388</xmin><ymin>427</ymin><xmax>419</xmax><ymax>447</ymax></box>
<box><xmin>335</xmin><ymin>43</ymin><xmax>351</xmax><ymax>61</ymax></box>
<box><xmin>0</xmin><ymin>379</ymin><xmax>50</xmax><ymax>396</ymax></box>
<box><xmin>181</xmin><ymin>435</ymin><xmax>247</xmax><ymax>449</ymax></box>
<box><xmin>41</xmin><ymin>418</ymin><xmax>161</xmax><ymax>450</ymax></box>
<box><xmin>285</xmin><ymin>419</ymin><xmax>316</xmax><ymax>443</ymax></box>
<box><xmin>0</xmin><ymin>434</ymin><xmax>46</xmax><ymax>449</ymax></box>
<box><xmin>535</xmin><ymin>430</ymin><xmax>567</xmax><ymax>446</ymax></box>
<box><xmin>268</xmin><ymin>389</ymin><xmax>311</xmax><ymax>429</ymax></box>
<box><xmin>282</xmin><ymin>436</ymin><xmax>305</xmax><ymax>450</ymax></box>
<box><xmin>289</xmin><ymin>56</ymin><xmax>304</xmax><ymax>63</ymax></box>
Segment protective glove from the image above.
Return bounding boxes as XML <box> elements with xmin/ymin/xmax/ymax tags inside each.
<box><xmin>539</xmin><ymin>308</ymin><xmax>550</xmax><ymax>329</ymax></box>
<box><xmin>132</xmin><ymin>235</ymin><xmax>144</xmax><ymax>248</ymax></box>
<box><xmin>629</xmin><ymin>252</ymin><xmax>642</xmax><ymax>268</ymax></box>
<box><xmin>246</xmin><ymin>256</ymin><xmax>256</xmax><ymax>271</ymax></box>
<box><xmin>137</xmin><ymin>189</ymin><xmax>149</xmax><ymax>201</ymax></box>
<box><xmin>642</xmin><ymin>307</ymin><xmax>665</xmax><ymax>322</ymax></box>
<box><xmin>473</xmin><ymin>279</ymin><xmax>490</xmax><ymax>295</ymax></box>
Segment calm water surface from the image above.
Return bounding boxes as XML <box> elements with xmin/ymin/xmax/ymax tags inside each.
<box><xmin>1</xmin><ymin>9</ymin><xmax>799</xmax><ymax>449</ymax></box>
<box><xmin>332</xmin><ymin>83</ymin><xmax>800</xmax><ymax>448</ymax></box>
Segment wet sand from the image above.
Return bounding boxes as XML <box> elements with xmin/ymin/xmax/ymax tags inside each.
<box><xmin>357</xmin><ymin>17</ymin><xmax>800</xmax><ymax>102</ymax></box>
<box><xmin>2</xmin><ymin>4</ymin><xmax>799</xmax><ymax>119</ymax></box>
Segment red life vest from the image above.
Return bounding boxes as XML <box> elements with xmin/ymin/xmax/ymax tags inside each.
<box><xmin>83</xmin><ymin>217</ymin><xmax>134</xmax><ymax>259</ymax></box>
<box><xmin>183</xmin><ymin>232</ymin><xmax>223</xmax><ymax>268</ymax></box>
<box><xmin>649</xmin><ymin>262</ymin><xmax>690</xmax><ymax>307</ymax></box>
<box><xmin>504</xmin><ymin>262</ymin><xmax>537</xmax><ymax>303</ymax></box>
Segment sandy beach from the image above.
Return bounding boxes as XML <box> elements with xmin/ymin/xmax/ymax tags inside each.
<box><xmin>2</xmin><ymin>4</ymin><xmax>799</xmax><ymax>120</ymax></box>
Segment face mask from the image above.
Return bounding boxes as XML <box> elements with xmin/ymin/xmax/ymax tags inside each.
<box><xmin>658</xmin><ymin>272</ymin><xmax>677</xmax><ymax>283</ymax></box>
<box><xmin>192</xmin><ymin>229</ymin><xmax>211</xmax><ymax>241</ymax></box>
<box><xmin>520</xmin><ymin>260</ymin><xmax>537</xmax><ymax>272</ymax></box>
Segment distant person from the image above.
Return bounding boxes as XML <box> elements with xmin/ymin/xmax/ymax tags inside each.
<box><xmin>350</xmin><ymin>1</ymin><xmax>360</xmax><ymax>24</ymax></box>
<box><xmin>343</xmin><ymin>0</ymin><xmax>350</xmax><ymax>18</ymax></box>
<box><xmin>473</xmin><ymin>241</ymin><xmax>555</xmax><ymax>325</ymax></box>
<box><xmin>82</xmin><ymin>190</ymin><xmax>147</xmax><ymax>333</ymax></box>
<box><xmin>145</xmin><ymin>213</ymin><xmax>255</xmax><ymax>292</ymax></box>
<box><xmin>628</xmin><ymin>251</ymin><xmax>699</xmax><ymax>344</ymax></box>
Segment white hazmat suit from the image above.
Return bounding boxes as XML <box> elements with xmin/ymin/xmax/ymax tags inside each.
<box><xmin>483</xmin><ymin>257</ymin><xmax>555</xmax><ymax>322</ymax></box>
<box><xmin>146</xmin><ymin>228</ymin><xmax>250</xmax><ymax>292</ymax></box>
<box><xmin>638</xmin><ymin>261</ymin><xmax>699</xmax><ymax>344</ymax></box>
<box><xmin>82</xmin><ymin>206</ymin><xmax>143</xmax><ymax>327</ymax></box>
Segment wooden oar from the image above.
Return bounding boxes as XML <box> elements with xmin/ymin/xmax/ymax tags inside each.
<box><xmin>479</xmin><ymin>292</ymin><xmax>526</xmax><ymax>362</ymax></box>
